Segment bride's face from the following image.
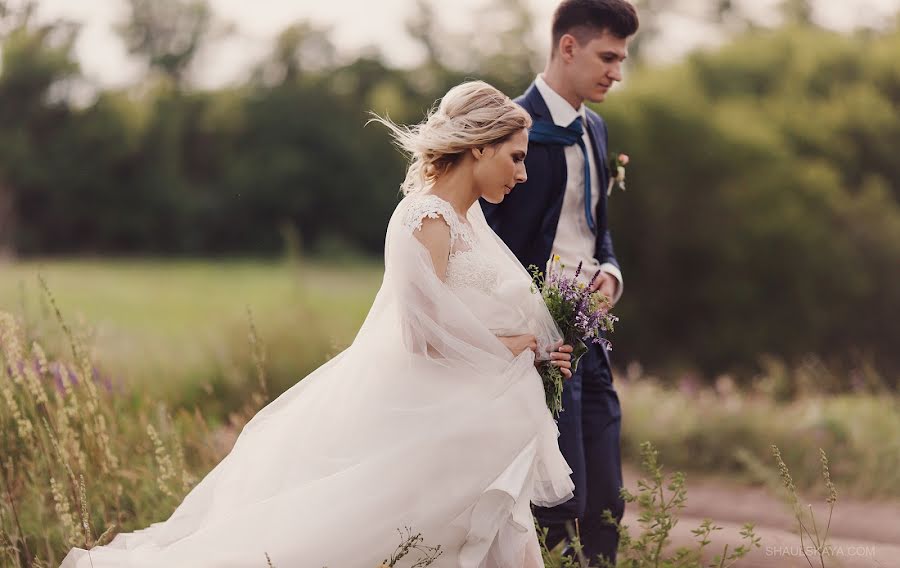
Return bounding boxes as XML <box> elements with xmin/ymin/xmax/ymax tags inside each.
<box><xmin>473</xmin><ymin>128</ymin><xmax>529</xmax><ymax>204</ymax></box>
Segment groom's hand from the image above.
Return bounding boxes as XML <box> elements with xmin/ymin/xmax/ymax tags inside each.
<box><xmin>590</xmin><ymin>271</ymin><xmax>618</xmax><ymax>302</ymax></box>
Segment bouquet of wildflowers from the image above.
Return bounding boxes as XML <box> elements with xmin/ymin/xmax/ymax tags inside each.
<box><xmin>530</xmin><ymin>256</ymin><xmax>618</xmax><ymax>418</ymax></box>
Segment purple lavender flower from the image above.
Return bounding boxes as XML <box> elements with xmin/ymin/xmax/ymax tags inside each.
<box><xmin>46</xmin><ymin>360</ymin><xmax>117</xmax><ymax>395</ymax></box>
<box><xmin>529</xmin><ymin>258</ymin><xmax>619</xmax><ymax>417</ymax></box>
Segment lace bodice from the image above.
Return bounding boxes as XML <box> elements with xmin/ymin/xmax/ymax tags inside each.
<box><xmin>446</xmin><ymin>249</ymin><xmax>499</xmax><ymax>294</ymax></box>
<box><xmin>405</xmin><ymin>194</ymin><xmax>499</xmax><ymax>294</ymax></box>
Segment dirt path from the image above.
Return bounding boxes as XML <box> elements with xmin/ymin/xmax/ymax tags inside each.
<box><xmin>621</xmin><ymin>468</ymin><xmax>900</xmax><ymax>567</ymax></box>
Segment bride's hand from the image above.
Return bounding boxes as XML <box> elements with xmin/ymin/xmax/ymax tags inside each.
<box><xmin>498</xmin><ymin>334</ymin><xmax>538</xmax><ymax>357</ymax></box>
<box><xmin>549</xmin><ymin>343</ymin><xmax>574</xmax><ymax>379</ymax></box>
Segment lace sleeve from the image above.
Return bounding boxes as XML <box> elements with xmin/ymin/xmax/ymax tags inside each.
<box><xmin>403</xmin><ymin>194</ymin><xmax>471</xmax><ymax>249</ymax></box>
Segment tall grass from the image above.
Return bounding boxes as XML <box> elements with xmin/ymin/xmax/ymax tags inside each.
<box><xmin>0</xmin><ymin>262</ymin><xmax>446</xmax><ymax>567</ymax></box>
<box><xmin>539</xmin><ymin>442</ymin><xmax>761</xmax><ymax>568</ymax></box>
<box><xmin>618</xmin><ymin>371</ymin><xmax>900</xmax><ymax>499</ymax></box>
<box><xmin>0</xmin><ymin>287</ymin><xmax>271</xmax><ymax>566</ymax></box>
<box><xmin>0</xmin><ymin>296</ymin><xmax>449</xmax><ymax>567</ymax></box>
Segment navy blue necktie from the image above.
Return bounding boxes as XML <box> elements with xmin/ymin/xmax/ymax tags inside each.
<box><xmin>528</xmin><ymin>116</ymin><xmax>596</xmax><ymax>233</ymax></box>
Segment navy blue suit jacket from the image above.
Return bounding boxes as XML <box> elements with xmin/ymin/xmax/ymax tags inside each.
<box><xmin>481</xmin><ymin>82</ymin><xmax>620</xmax><ymax>276</ymax></box>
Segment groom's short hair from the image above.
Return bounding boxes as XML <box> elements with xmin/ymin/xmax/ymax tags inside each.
<box><xmin>552</xmin><ymin>0</ymin><xmax>639</xmax><ymax>53</ymax></box>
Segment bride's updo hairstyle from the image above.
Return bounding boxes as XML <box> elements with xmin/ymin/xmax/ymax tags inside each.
<box><xmin>370</xmin><ymin>80</ymin><xmax>532</xmax><ymax>195</ymax></box>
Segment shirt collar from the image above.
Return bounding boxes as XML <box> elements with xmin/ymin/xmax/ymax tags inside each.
<box><xmin>535</xmin><ymin>74</ymin><xmax>586</xmax><ymax>128</ymax></box>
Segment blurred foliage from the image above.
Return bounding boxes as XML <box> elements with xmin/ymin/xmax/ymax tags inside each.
<box><xmin>117</xmin><ymin>0</ymin><xmax>215</xmax><ymax>88</ymax></box>
<box><xmin>619</xmin><ymin>376</ymin><xmax>900</xmax><ymax>499</ymax></box>
<box><xmin>599</xmin><ymin>24</ymin><xmax>900</xmax><ymax>380</ymax></box>
<box><xmin>0</xmin><ymin>0</ymin><xmax>898</xmax><ymax>383</ymax></box>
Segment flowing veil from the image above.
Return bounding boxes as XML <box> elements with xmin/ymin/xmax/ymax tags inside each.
<box><xmin>61</xmin><ymin>194</ymin><xmax>573</xmax><ymax>568</ymax></box>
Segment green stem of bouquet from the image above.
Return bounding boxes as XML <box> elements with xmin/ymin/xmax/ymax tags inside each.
<box><xmin>540</xmin><ymin>339</ymin><xmax>587</xmax><ymax>418</ymax></box>
<box><xmin>540</xmin><ymin>362</ymin><xmax>566</xmax><ymax>418</ymax></box>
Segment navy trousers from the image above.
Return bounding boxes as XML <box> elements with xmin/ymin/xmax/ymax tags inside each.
<box><xmin>534</xmin><ymin>340</ymin><xmax>624</xmax><ymax>564</ymax></box>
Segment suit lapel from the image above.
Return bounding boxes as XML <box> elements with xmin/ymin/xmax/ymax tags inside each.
<box><xmin>520</xmin><ymin>82</ymin><xmax>569</xmax><ymax>259</ymax></box>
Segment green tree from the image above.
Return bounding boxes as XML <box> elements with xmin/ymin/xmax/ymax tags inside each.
<box><xmin>601</xmin><ymin>25</ymin><xmax>900</xmax><ymax>381</ymax></box>
<box><xmin>781</xmin><ymin>0</ymin><xmax>814</xmax><ymax>25</ymax></box>
<box><xmin>117</xmin><ymin>0</ymin><xmax>214</xmax><ymax>88</ymax></box>
<box><xmin>0</xmin><ymin>5</ymin><xmax>80</xmax><ymax>254</ymax></box>
<box><xmin>252</xmin><ymin>22</ymin><xmax>337</xmax><ymax>87</ymax></box>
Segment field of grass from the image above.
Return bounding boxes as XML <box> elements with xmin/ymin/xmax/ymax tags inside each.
<box><xmin>618</xmin><ymin>378</ymin><xmax>900</xmax><ymax>500</ymax></box>
<box><xmin>1</xmin><ymin>259</ymin><xmax>897</xmax><ymax>565</ymax></box>
<box><xmin>0</xmin><ymin>258</ymin><xmax>382</xmax><ymax>415</ymax></box>
<box><xmin>3</xmin><ymin>258</ymin><xmax>896</xmax><ymax>496</ymax></box>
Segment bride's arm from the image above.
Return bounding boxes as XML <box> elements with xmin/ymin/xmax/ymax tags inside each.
<box><xmin>412</xmin><ymin>217</ymin><xmax>451</xmax><ymax>281</ymax></box>
<box><xmin>405</xmin><ymin>216</ymin><xmax>453</xmax><ymax>359</ymax></box>
<box><xmin>497</xmin><ymin>334</ymin><xmax>537</xmax><ymax>356</ymax></box>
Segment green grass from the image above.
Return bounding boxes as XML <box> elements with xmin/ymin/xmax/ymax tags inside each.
<box><xmin>1</xmin><ymin>258</ymin><xmax>381</xmax><ymax>338</ymax></box>
<box><xmin>619</xmin><ymin>378</ymin><xmax>900</xmax><ymax>500</ymax></box>
<box><xmin>0</xmin><ymin>258</ymin><xmax>383</xmax><ymax>413</ymax></box>
<box><xmin>2</xmin><ymin>259</ymin><xmax>896</xmax><ymax>500</ymax></box>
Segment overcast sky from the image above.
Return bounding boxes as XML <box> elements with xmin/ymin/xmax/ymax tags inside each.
<box><xmin>17</xmin><ymin>0</ymin><xmax>900</xmax><ymax>89</ymax></box>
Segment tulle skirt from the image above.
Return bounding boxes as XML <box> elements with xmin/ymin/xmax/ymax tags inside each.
<box><xmin>61</xmin><ymin>340</ymin><xmax>573</xmax><ymax>568</ymax></box>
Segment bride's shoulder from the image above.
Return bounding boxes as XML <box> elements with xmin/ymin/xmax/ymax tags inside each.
<box><xmin>400</xmin><ymin>193</ymin><xmax>458</xmax><ymax>234</ymax></box>
<box><xmin>392</xmin><ymin>193</ymin><xmax>476</xmax><ymax>253</ymax></box>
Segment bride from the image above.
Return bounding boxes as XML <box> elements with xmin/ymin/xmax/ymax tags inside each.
<box><xmin>61</xmin><ymin>80</ymin><xmax>576</xmax><ymax>568</ymax></box>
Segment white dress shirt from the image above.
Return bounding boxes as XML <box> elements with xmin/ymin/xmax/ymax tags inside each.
<box><xmin>534</xmin><ymin>74</ymin><xmax>623</xmax><ymax>304</ymax></box>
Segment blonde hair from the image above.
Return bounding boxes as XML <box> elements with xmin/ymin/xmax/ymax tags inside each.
<box><xmin>369</xmin><ymin>80</ymin><xmax>532</xmax><ymax>195</ymax></box>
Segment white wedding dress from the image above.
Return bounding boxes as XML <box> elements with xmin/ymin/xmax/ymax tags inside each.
<box><xmin>61</xmin><ymin>193</ymin><xmax>574</xmax><ymax>568</ymax></box>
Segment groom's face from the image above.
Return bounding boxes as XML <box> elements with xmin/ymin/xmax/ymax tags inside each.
<box><xmin>565</xmin><ymin>29</ymin><xmax>629</xmax><ymax>103</ymax></box>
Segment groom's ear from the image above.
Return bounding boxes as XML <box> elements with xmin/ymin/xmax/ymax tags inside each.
<box><xmin>556</xmin><ymin>33</ymin><xmax>578</xmax><ymax>62</ymax></box>
<box><xmin>471</xmin><ymin>147</ymin><xmax>484</xmax><ymax>160</ymax></box>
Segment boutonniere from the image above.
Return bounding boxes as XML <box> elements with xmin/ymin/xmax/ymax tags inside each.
<box><xmin>607</xmin><ymin>153</ymin><xmax>629</xmax><ymax>196</ymax></box>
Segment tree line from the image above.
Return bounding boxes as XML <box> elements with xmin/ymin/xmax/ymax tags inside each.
<box><xmin>1</xmin><ymin>0</ymin><xmax>898</xmax><ymax>383</ymax></box>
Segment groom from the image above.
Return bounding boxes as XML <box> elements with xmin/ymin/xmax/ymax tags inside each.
<box><xmin>481</xmin><ymin>0</ymin><xmax>639</xmax><ymax>563</ymax></box>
